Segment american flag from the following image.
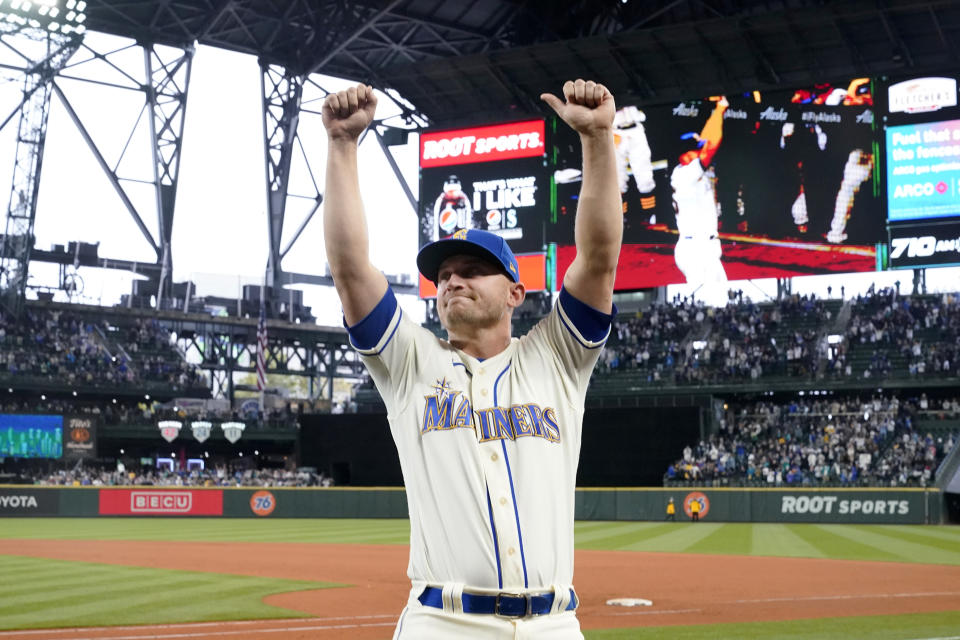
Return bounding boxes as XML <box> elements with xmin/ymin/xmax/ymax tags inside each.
<box><xmin>255</xmin><ymin>299</ymin><xmax>268</xmax><ymax>392</ymax></box>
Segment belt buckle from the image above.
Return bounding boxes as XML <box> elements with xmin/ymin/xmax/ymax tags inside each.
<box><xmin>494</xmin><ymin>592</ymin><xmax>531</xmax><ymax>617</ymax></box>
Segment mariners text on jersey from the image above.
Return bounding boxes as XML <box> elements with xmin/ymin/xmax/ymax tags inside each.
<box><xmin>422</xmin><ymin>381</ymin><xmax>562</xmax><ymax>444</ymax></box>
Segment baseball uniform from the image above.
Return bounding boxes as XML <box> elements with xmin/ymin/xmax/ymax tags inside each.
<box><xmin>347</xmin><ymin>282</ymin><xmax>613</xmax><ymax>639</ymax></box>
<box><xmin>826</xmin><ymin>149</ymin><xmax>873</xmax><ymax>243</ymax></box>
<box><xmin>613</xmin><ymin>106</ymin><xmax>656</xmax><ymax>207</ymax></box>
<box><xmin>671</xmin><ymin>158</ymin><xmax>727</xmax><ymax>289</ymax></box>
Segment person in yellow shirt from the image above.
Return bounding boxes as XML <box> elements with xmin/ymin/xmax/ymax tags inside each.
<box><xmin>690</xmin><ymin>498</ymin><xmax>701</xmax><ymax>522</ymax></box>
<box><xmin>665</xmin><ymin>497</ymin><xmax>676</xmax><ymax>521</ymax></box>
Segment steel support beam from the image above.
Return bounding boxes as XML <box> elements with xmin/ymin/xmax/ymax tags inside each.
<box><xmin>0</xmin><ymin>27</ymin><xmax>81</xmax><ymax>317</ymax></box>
<box><xmin>260</xmin><ymin>63</ymin><xmax>304</xmax><ymax>306</ymax></box>
<box><xmin>375</xmin><ymin>130</ymin><xmax>418</xmax><ymax>216</ymax></box>
<box><xmin>144</xmin><ymin>43</ymin><xmax>195</xmax><ymax>309</ymax></box>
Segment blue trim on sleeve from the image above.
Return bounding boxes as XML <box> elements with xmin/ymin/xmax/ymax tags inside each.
<box><xmin>345</xmin><ymin>288</ymin><xmax>398</xmax><ymax>351</ymax></box>
<box><xmin>558</xmin><ymin>287</ymin><xmax>616</xmax><ymax>343</ymax></box>
<box><xmin>493</xmin><ymin>363</ymin><xmax>529</xmax><ymax>589</ymax></box>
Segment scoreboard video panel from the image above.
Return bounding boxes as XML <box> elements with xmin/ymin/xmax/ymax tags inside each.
<box><xmin>0</xmin><ymin>414</ymin><xmax>63</xmax><ymax>459</ymax></box>
<box><xmin>549</xmin><ymin>79</ymin><xmax>884</xmax><ymax>292</ymax></box>
<box><xmin>417</xmin><ymin>120</ymin><xmax>549</xmax><ymax>297</ymax></box>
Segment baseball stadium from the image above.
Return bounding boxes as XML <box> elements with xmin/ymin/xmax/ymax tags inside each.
<box><xmin>2</xmin><ymin>2</ymin><xmax>960</xmax><ymax>639</ymax></box>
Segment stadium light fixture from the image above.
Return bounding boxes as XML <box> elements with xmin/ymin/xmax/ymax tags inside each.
<box><xmin>0</xmin><ymin>0</ymin><xmax>86</xmax><ymax>33</ymax></box>
<box><xmin>827</xmin><ymin>334</ymin><xmax>843</xmax><ymax>345</ymax></box>
<box><xmin>119</xmin><ymin>448</ymin><xmax>124</xmax><ymax>454</ymax></box>
<box><xmin>71</xmin><ymin>390</ymin><xmax>76</xmax><ymax>396</ymax></box>
<box><xmin>112</xmin><ymin>398</ymin><xmax>117</xmax><ymax>403</ymax></box>
<box><xmin>144</xmin><ymin>394</ymin><xmax>150</xmax><ymax>400</ymax></box>
<box><xmin>41</xmin><ymin>394</ymin><xmax>46</xmax><ymax>400</ymax></box>
<box><xmin>7</xmin><ymin>388</ymin><xmax>11</xmax><ymax>393</ymax></box>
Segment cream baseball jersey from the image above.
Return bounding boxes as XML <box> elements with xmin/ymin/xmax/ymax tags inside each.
<box><xmin>671</xmin><ymin>159</ymin><xmax>719</xmax><ymax>238</ymax></box>
<box><xmin>347</xmin><ymin>286</ymin><xmax>613</xmax><ymax>593</ymax></box>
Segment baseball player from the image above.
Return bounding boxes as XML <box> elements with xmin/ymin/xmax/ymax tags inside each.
<box><xmin>671</xmin><ymin>97</ymin><xmax>728</xmax><ymax>301</ymax></box>
<box><xmin>826</xmin><ymin>149</ymin><xmax>874</xmax><ymax>243</ymax></box>
<box><xmin>613</xmin><ymin>105</ymin><xmax>656</xmax><ymax>214</ymax></box>
<box><xmin>322</xmin><ymin>79</ymin><xmax>622</xmax><ymax>639</ymax></box>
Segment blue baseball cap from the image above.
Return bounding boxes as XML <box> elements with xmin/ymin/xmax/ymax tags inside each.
<box><xmin>417</xmin><ymin>229</ymin><xmax>519</xmax><ymax>284</ymax></box>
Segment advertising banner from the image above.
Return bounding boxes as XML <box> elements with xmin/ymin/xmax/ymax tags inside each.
<box><xmin>98</xmin><ymin>489</ymin><xmax>223</xmax><ymax>516</ymax></box>
<box><xmin>886</xmin><ymin>119</ymin><xmax>960</xmax><ymax>222</ymax></box>
<box><xmin>888</xmin><ymin>219</ymin><xmax>960</xmax><ymax>268</ymax></box>
<box><xmin>63</xmin><ymin>416</ymin><xmax>97</xmax><ymax>460</ymax></box>
<box><xmin>418</xmin><ymin>119</ymin><xmax>548</xmax><ymax>298</ymax></box>
<box><xmin>420</xmin><ymin>120</ymin><xmax>545</xmax><ymax>168</ymax></box>
<box><xmin>0</xmin><ymin>488</ymin><xmax>58</xmax><ymax>516</ymax></box>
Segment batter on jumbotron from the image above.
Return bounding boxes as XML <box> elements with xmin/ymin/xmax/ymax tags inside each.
<box><xmin>322</xmin><ymin>79</ymin><xmax>622</xmax><ymax>638</ymax></box>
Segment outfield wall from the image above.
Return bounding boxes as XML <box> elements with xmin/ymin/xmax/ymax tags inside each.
<box><xmin>0</xmin><ymin>486</ymin><xmax>943</xmax><ymax>523</ymax></box>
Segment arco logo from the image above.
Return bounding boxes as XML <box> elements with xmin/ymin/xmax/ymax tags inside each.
<box><xmin>250</xmin><ymin>490</ymin><xmax>276</xmax><ymax>517</ymax></box>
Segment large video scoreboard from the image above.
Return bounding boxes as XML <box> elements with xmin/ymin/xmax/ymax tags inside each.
<box><xmin>415</xmin><ymin>72</ymin><xmax>960</xmax><ymax>296</ymax></box>
<box><xmin>548</xmin><ymin>79</ymin><xmax>882</xmax><ymax>290</ymax></box>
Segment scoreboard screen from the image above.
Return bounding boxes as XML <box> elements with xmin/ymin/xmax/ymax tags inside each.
<box><xmin>549</xmin><ymin>79</ymin><xmax>883</xmax><ymax>291</ymax></box>
<box><xmin>0</xmin><ymin>414</ymin><xmax>63</xmax><ymax>459</ymax></box>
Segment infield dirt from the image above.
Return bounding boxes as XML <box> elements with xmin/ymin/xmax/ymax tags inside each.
<box><xmin>1</xmin><ymin>539</ymin><xmax>958</xmax><ymax>639</ymax></box>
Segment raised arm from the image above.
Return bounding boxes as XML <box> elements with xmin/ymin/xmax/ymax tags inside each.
<box><xmin>697</xmin><ymin>96</ymin><xmax>728</xmax><ymax>168</ymax></box>
<box><xmin>322</xmin><ymin>84</ymin><xmax>389</xmax><ymax>326</ymax></box>
<box><xmin>541</xmin><ymin>80</ymin><xmax>622</xmax><ymax>314</ymax></box>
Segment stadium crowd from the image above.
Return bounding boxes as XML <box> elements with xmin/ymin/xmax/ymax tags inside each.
<box><xmin>27</xmin><ymin>465</ymin><xmax>333</xmax><ymax>487</ymax></box>
<box><xmin>597</xmin><ymin>293</ymin><xmax>834</xmax><ymax>385</ymax></box>
<box><xmin>665</xmin><ymin>394</ymin><xmax>959</xmax><ymax>487</ymax></box>
<box><xmin>836</xmin><ymin>288</ymin><xmax>960</xmax><ymax>379</ymax></box>
<box><xmin>0</xmin><ymin>308</ymin><xmax>205</xmax><ymax>391</ymax></box>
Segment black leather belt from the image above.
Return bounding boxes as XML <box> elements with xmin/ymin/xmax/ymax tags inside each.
<box><xmin>418</xmin><ymin>586</ymin><xmax>578</xmax><ymax>617</ymax></box>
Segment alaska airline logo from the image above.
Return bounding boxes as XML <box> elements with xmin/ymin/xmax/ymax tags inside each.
<box><xmin>421</xmin><ymin>378</ymin><xmax>560</xmax><ymax>443</ymax></box>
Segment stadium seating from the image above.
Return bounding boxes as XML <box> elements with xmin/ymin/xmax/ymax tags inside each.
<box><xmin>664</xmin><ymin>394</ymin><xmax>959</xmax><ymax>487</ymax></box>
<box><xmin>0</xmin><ymin>306</ymin><xmax>207</xmax><ymax>396</ymax></box>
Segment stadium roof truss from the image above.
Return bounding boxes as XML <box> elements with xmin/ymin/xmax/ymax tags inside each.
<box><xmin>2</xmin><ymin>0</ymin><xmax>959</xmax><ymax>317</ymax></box>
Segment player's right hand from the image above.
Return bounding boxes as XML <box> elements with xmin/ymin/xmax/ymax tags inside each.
<box><xmin>541</xmin><ymin>79</ymin><xmax>615</xmax><ymax>137</ymax></box>
<box><xmin>322</xmin><ymin>84</ymin><xmax>378</xmax><ymax>141</ymax></box>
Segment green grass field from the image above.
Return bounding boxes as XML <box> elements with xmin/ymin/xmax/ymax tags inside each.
<box><xmin>1</xmin><ymin>519</ymin><xmax>958</xmax><ymax>638</ymax></box>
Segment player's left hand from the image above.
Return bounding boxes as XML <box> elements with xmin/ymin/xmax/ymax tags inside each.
<box><xmin>541</xmin><ymin>79</ymin><xmax>615</xmax><ymax>136</ymax></box>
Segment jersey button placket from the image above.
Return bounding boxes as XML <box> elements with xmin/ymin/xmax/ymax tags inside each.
<box><xmin>474</xmin><ymin>362</ymin><xmax>520</xmax><ymax>587</ymax></box>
